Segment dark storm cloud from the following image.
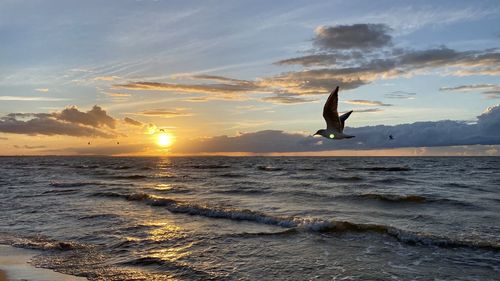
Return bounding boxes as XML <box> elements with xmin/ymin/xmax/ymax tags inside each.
<box><xmin>54</xmin><ymin>105</ymin><xmax>116</xmax><ymax>129</ymax></box>
<box><xmin>173</xmin><ymin>105</ymin><xmax>500</xmax><ymax>153</ymax></box>
<box><xmin>314</xmin><ymin>24</ymin><xmax>392</xmax><ymax>50</ymax></box>
<box><xmin>123</xmin><ymin>117</ymin><xmax>143</xmax><ymax>126</ymax></box>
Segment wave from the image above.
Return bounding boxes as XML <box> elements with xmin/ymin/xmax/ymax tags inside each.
<box><xmin>347</xmin><ymin>166</ymin><xmax>411</xmax><ymax>172</ymax></box>
<box><xmin>72</xmin><ymin>164</ymin><xmax>99</xmax><ymax>169</ymax></box>
<box><xmin>50</xmin><ymin>181</ymin><xmax>103</xmax><ymax>188</ymax></box>
<box><xmin>42</xmin><ymin>189</ymin><xmax>79</xmax><ymax>195</ymax></box>
<box><xmin>188</xmin><ymin>164</ymin><xmax>231</xmax><ymax>169</ymax></box>
<box><xmin>8</xmin><ymin>237</ymin><xmax>87</xmax><ymax>251</ymax></box>
<box><xmin>342</xmin><ymin>193</ymin><xmax>476</xmax><ymax>208</ymax></box>
<box><xmin>352</xmin><ymin>193</ymin><xmax>427</xmax><ymax>203</ymax></box>
<box><xmin>217</xmin><ymin>173</ymin><xmax>247</xmax><ymax>178</ymax></box>
<box><xmin>111</xmin><ymin>165</ymin><xmax>133</xmax><ymax>170</ymax></box>
<box><xmin>327</xmin><ymin>175</ymin><xmax>364</xmax><ymax>182</ymax></box>
<box><xmin>90</xmin><ymin>191</ymin><xmax>298</xmax><ymax>227</ymax></box>
<box><xmin>121</xmin><ymin>257</ymin><xmax>222</xmax><ymax>280</ymax></box>
<box><xmin>302</xmin><ymin>221</ymin><xmax>500</xmax><ymax>251</ymax></box>
<box><xmin>111</xmin><ymin>174</ymin><xmax>148</xmax><ymax>180</ymax></box>
<box><xmin>257</xmin><ymin>165</ymin><xmax>283</xmax><ymax>171</ymax></box>
<box><xmin>88</xmin><ymin>191</ymin><xmax>499</xmax><ymax>251</ymax></box>
<box><xmin>78</xmin><ymin>213</ymin><xmax>121</xmax><ymax>220</ymax></box>
<box><xmin>370</xmin><ymin>177</ymin><xmax>418</xmax><ymax>184</ymax></box>
<box><xmin>214</xmin><ymin>186</ymin><xmax>268</xmax><ymax>195</ymax></box>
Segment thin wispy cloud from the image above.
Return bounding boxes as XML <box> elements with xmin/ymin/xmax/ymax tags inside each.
<box><xmin>344</xmin><ymin>100</ymin><xmax>392</xmax><ymax>106</ymax></box>
<box><xmin>133</xmin><ymin>108</ymin><xmax>192</xmax><ymax>118</ymax></box>
<box><xmin>262</xmin><ymin>95</ymin><xmax>316</xmax><ymax>104</ymax></box>
<box><xmin>440</xmin><ymin>84</ymin><xmax>500</xmax><ymax>99</ymax></box>
<box><xmin>123</xmin><ymin>117</ymin><xmax>143</xmax><ymax>126</ymax></box>
<box><xmin>0</xmin><ymin>96</ymin><xmax>67</xmax><ymax>101</ymax></box>
<box><xmin>385</xmin><ymin>91</ymin><xmax>416</xmax><ymax>99</ymax></box>
<box><xmin>13</xmin><ymin>145</ymin><xmax>46</xmax><ymax>149</ymax></box>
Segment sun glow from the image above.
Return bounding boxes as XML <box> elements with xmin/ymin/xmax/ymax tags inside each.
<box><xmin>157</xmin><ymin>133</ymin><xmax>173</xmax><ymax>147</ymax></box>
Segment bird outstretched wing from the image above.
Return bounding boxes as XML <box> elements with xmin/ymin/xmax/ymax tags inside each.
<box><xmin>323</xmin><ymin>86</ymin><xmax>341</xmax><ymax>131</ymax></box>
<box><xmin>339</xmin><ymin>110</ymin><xmax>353</xmax><ymax>132</ymax></box>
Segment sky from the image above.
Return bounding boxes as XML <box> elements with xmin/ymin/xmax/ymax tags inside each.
<box><xmin>0</xmin><ymin>0</ymin><xmax>499</xmax><ymax>156</ymax></box>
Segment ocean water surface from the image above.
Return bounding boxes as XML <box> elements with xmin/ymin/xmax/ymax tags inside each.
<box><xmin>0</xmin><ymin>156</ymin><xmax>499</xmax><ymax>280</ymax></box>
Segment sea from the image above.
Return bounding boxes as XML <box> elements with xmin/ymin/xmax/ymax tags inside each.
<box><xmin>0</xmin><ymin>156</ymin><xmax>499</xmax><ymax>281</ymax></box>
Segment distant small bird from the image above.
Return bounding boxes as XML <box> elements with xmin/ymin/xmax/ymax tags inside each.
<box><xmin>117</xmin><ymin>141</ymin><xmax>120</xmax><ymax>145</ymax></box>
<box><xmin>389</xmin><ymin>135</ymin><xmax>394</xmax><ymax>140</ymax></box>
<box><xmin>314</xmin><ymin>86</ymin><xmax>355</xmax><ymax>140</ymax></box>
<box><xmin>88</xmin><ymin>141</ymin><xmax>91</xmax><ymax>145</ymax></box>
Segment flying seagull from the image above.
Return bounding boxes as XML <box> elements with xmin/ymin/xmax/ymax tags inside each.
<box><xmin>389</xmin><ymin>135</ymin><xmax>394</xmax><ymax>140</ymax></box>
<box><xmin>314</xmin><ymin>86</ymin><xmax>355</xmax><ymax>140</ymax></box>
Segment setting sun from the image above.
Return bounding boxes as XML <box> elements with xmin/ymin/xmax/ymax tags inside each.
<box><xmin>157</xmin><ymin>133</ymin><xmax>173</xmax><ymax>147</ymax></box>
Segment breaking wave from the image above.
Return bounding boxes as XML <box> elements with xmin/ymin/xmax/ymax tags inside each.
<box><xmin>89</xmin><ymin>191</ymin><xmax>499</xmax><ymax>251</ymax></box>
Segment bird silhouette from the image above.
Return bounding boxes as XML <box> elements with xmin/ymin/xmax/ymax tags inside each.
<box><xmin>314</xmin><ymin>86</ymin><xmax>355</xmax><ymax>140</ymax></box>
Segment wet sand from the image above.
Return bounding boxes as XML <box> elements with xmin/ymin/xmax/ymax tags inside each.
<box><xmin>0</xmin><ymin>245</ymin><xmax>87</xmax><ymax>281</ymax></box>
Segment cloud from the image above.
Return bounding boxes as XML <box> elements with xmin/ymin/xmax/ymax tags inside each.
<box><xmin>440</xmin><ymin>84</ymin><xmax>499</xmax><ymax>92</ymax></box>
<box><xmin>484</xmin><ymin>91</ymin><xmax>500</xmax><ymax>99</ymax></box>
<box><xmin>0</xmin><ymin>96</ymin><xmax>67</xmax><ymax>101</ymax></box>
<box><xmin>266</xmin><ymin>47</ymin><xmax>500</xmax><ymax>95</ymax></box>
<box><xmin>275</xmin><ymin>54</ymin><xmax>340</xmax><ymax>67</ymax></box>
<box><xmin>440</xmin><ymin>84</ymin><xmax>500</xmax><ymax>99</ymax></box>
<box><xmin>352</xmin><ymin>108</ymin><xmax>383</xmax><ymax>113</ymax></box>
<box><xmin>261</xmin><ymin>95</ymin><xmax>316</xmax><ymax>104</ymax></box>
<box><xmin>133</xmin><ymin>108</ymin><xmax>192</xmax><ymax>118</ymax></box>
<box><xmin>14</xmin><ymin>145</ymin><xmax>46</xmax><ymax>149</ymax></box>
<box><xmin>114</xmin><ymin>81</ymin><xmax>263</xmax><ymax>95</ymax></box>
<box><xmin>35</xmin><ymin>88</ymin><xmax>49</xmax><ymax>92</ymax></box>
<box><xmin>94</xmin><ymin>76</ymin><xmax>119</xmax><ymax>81</ymax></box>
<box><xmin>53</xmin><ymin>144</ymin><xmax>147</xmax><ymax>156</ymax></box>
<box><xmin>123</xmin><ymin>117</ymin><xmax>142</xmax><ymax>126</ymax></box>
<box><xmin>477</xmin><ymin>105</ymin><xmax>500</xmax><ymax>134</ymax></box>
<box><xmin>0</xmin><ymin>106</ymin><xmax>118</xmax><ymax>138</ymax></box>
<box><xmin>111</xmin><ymin>25</ymin><xmax>500</xmax><ymax>105</ymax></box>
<box><xmin>344</xmin><ymin>100</ymin><xmax>392</xmax><ymax>106</ymax></box>
<box><xmin>385</xmin><ymin>91</ymin><xmax>416</xmax><ymax>99</ymax></box>
<box><xmin>314</xmin><ymin>24</ymin><xmax>392</xmax><ymax>50</ymax></box>
<box><xmin>173</xmin><ymin>105</ymin><xmax>500</xmax><ymax>154</ymax></box>
<box><xmin>0</xmin><ymin>114</ymin><xmax>116</xmax><ymax>138</ymax></box>
<box><xmin>104</xmin><ymin>92</ymin><xmax>131</xmax><ymax>97</ymax></box>
<box><xmin>54</xmin><ymin>105</ymin><xmax>116</xmax><ymax>129</ymax></box>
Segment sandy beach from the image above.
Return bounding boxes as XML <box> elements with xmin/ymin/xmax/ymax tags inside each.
<box><xmin>0</xmin><ymin>245</ymin><xmax>87</xmax><ymax>281</ymax></box>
